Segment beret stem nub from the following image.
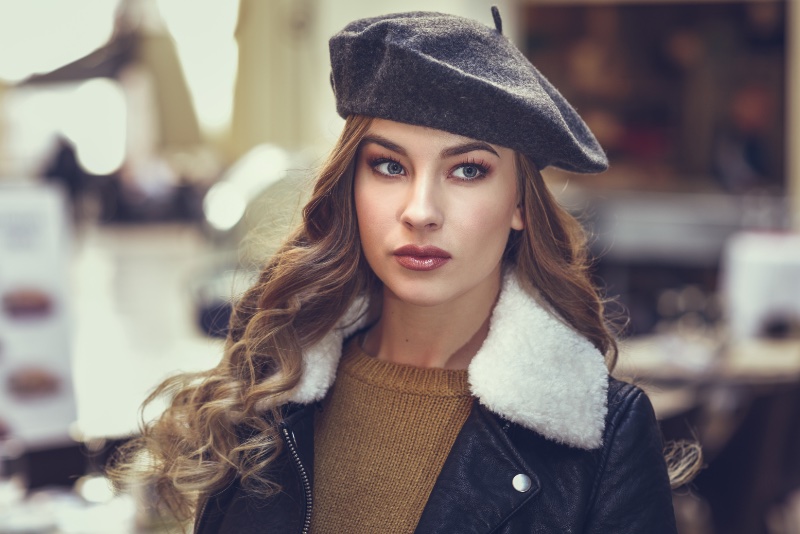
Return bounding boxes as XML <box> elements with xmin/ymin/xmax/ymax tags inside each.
<box><xmin>491</xmin><ymin>6</ymin><xmax>503</xmax><ymax>35</ymax></box>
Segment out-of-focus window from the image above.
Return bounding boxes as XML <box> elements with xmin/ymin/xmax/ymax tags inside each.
<box><xmin>156</xmin><ymin>0</ymin><xmax>239</xmax><ymax>136</ymax></box>
<box><xmin>524</xmin><ymin>1</ymin><xmax>786</xmax><ymax>195</ymax></box>
<box><xmin>0</xmin><ymin>0</ymin><xmax>120</xmax><ymax>84</ymax></box>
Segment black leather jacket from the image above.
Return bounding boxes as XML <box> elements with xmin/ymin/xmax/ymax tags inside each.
<box><xmin>195</xmin><ymin>377</ymin><xmax>677</xmax><ymax>533</ymax></box>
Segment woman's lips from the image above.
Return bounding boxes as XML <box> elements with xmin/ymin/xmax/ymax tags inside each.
<box><xmin>393</xmin><ymin>245</ymin><xmax>451</xmax><ymax>271</ymax></box>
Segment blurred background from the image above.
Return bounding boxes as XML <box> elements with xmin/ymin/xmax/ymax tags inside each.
<box><xmin>0</xmin><ymin>0</ymin><xmax>797</xmax><ymax>532</ymax></box>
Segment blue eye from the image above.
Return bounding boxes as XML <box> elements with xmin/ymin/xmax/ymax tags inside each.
<box><xmin>452</xmin><ymin>164</ymin><xmax>486</xmax><ymax>180</ymax></box>
<box><xmin>374</xmin><ymin>160</ymin><xmax>405</xmax><ymax>176</ymax></box>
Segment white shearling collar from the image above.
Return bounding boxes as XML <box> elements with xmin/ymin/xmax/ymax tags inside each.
<box><xmin>288</xmin><ymin>273</ymin><xmax>609</xmax><ymax>450</ymax></box>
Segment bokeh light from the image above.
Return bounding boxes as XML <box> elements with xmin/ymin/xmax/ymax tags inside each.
<box><xmin>62</xmin><ymin>78</ymin><xmax>127</xmax><ymax>176</ymax></box>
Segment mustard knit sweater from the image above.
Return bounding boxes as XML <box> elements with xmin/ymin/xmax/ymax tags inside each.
<box><xmin>310</xmin><ymin>336</ymin><xmax>474</xmax><ymax>534</ymax></box>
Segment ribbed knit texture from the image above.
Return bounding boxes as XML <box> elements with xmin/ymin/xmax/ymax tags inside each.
<box><xmin>310</xmin><ymin>336</ymin><xmax>474</xmax><ymax>534</ymax></box>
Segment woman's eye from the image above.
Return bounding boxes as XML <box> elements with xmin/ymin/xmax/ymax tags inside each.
<box><xmin>375</xmin><ymin>161</ymin><xmax>404</xmax><ymax>175</ymax></box>
<box><xmin>452</xmin><ymin>164</ymin><xmax>485</xmax><ymax>180</ymax></box>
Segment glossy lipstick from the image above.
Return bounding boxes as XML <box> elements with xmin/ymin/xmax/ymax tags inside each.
<box><xmin>393</xmin><ymin>245</ymin><xmax>451</xmax><ymax>271</ymax></box>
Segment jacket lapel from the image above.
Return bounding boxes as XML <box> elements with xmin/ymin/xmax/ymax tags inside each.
<box><xmin>415</xmin><ymin>403</ymin><xmax>540</xmax><ymax>533</ymax></box>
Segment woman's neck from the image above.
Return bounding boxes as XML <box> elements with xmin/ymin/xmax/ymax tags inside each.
<box><xmin>361</xmin><ymin>271</ymin><xmax>501</xmax><ymax>370</ymax></box>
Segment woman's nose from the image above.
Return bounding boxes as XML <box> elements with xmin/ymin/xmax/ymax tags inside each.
<box><xmin>399</xmin><ymin>175</ymin><xmax>443</xmax><ymax>231</ymax></box>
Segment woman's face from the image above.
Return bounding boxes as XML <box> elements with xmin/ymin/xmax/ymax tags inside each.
<box><xmin>354</xmin><ymin>119</ymin><xmax>523</xmax><ymax>308</ymax></box>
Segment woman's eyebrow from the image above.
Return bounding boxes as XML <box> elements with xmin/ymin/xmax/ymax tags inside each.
<box><xmin>360</xmin><ymin>135</ymin><xmax>500</xmax><ymax>160</ymax></box>
<box><xmin>360</xmin><ymin>135</ymin><xmax>407</xmax><ymax>156</ymax></box>
<box><xmin>441</xmin><ymin>141</ymin><xmax>500</xmax><ymax>159</ymax></box>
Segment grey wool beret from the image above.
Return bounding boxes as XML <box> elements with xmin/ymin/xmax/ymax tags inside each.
<box><xmin>329</xmin><ymin>8</ymin><xmax>608</xmax><ymax>174</ymax></box>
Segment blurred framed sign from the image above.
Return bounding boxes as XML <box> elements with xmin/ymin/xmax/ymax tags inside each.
<box><xmin>0</xmin><ymin>183</ymin><xmax>75</xmax><ymax>448</ymax></box>
<box><xmin>723</xmin><ymin>231</ymin><xmax>800</xmax><ymax>340</ymax></box>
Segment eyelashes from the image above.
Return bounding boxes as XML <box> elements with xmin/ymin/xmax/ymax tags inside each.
<box><xmin>366</xmin><ymin>155</ymin><xmax>492</xmax><ymax>182</ymax></box>
<box><xmin>452</xmin><ymin>159</ymin><xmax>490</xmax><ymax>181</ymax></box>
<box><xmin>370</xmin><ymin>157</ymin><xmax>405</xmax><ymax>177</ymax></box>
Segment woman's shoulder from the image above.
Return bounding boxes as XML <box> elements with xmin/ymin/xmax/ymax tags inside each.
<box><xmin>598</xmin><ymin>377</ymin><xmax>670</xmax><ymax>485</ymax></box>
<box><xmin>604</xmin><ymin>377</ymin><xmax>660</xmax><ymax>436</ymax></box>
<box><xmin>606</xmin><ymin>377</ymin><xmax>651</xmax><ymax>412</ymax></box>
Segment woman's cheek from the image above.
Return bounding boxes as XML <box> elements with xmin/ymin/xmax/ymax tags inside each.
<box><xmin>356</xmin><ymin>181</ymin><xmax>394</xmax><ymax>261</ymax></box>
<box><xmin>357</xmin><ymin>183</ymin><xmax>387</xmax><ymax>225</ymax></box>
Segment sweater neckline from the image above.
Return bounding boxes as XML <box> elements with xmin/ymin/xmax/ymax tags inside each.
<box><xmin>340</xmin><ymin>336</ymin><xmax>471</xmax><ymax>398</ymax></box>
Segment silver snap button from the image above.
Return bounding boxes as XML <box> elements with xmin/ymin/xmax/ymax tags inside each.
<box><xmin>512</xmin><ymin>473</ymin><xmax>532</xmax><ymax>493</ymax></box>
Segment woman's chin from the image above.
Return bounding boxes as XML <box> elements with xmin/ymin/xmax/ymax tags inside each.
<box><xmin>383</xmin><ymin>282</ymin><xmax>458</xmax><ymax>309</ymax></box>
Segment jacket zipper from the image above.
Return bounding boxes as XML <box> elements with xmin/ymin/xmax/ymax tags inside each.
<box><xmin>281</xmin><ymin>426</ymin><xmax>313</xmax><ymax>534</ymax></box>
<box><xmin>193</xmin><ymin>497</ymin><xmax>208</xmax><ymax>534</ymax></box>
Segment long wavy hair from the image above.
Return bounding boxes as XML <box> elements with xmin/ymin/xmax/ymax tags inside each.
<box><xmin>109</xmin><ymin>113</ymin><xmax>672</xmax><ymax>522</ymax></box>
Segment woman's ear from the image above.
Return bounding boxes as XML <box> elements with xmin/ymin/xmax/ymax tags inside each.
<box><xmin>511</xmin><ymin>204</ymin><xmax>524</xmax><ymax>231</ymax></box>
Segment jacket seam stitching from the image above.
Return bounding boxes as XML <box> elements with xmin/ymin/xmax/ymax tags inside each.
<box><xmin>586</xmin><ymin>383</ymin><xmax>640</xmax><ymax>511</ymax></box>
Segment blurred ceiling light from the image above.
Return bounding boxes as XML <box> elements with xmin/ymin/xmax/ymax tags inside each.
<box><xmin>156</xmin><ymin>0</ymin><xmax>239</xmax><ymax>135</ymax></box>
<box><xmin>75</xmin><ymin>473</ymin><xmax>115</xmax><ymax>504</ymax></box>
<box><xmin>203</xmin><ymin>144</ymin><xmax>290</xmax><ymax>231</ymax></box>
<box><xmin>225</xmin><ymin>144</ymin><xmax>290</xmax><ymax>197</ymax></box>
<box><xmin>61</xmin><ymin>78</ymin><xmax>127</xmax><ymax>175</ymax></box>
<box><xmin>203</xmin><ymin>181</ymin><xmax>247</xmax><ymax>232</ymax></box>
<box><xmin>0</xmin><ymin>0</ymin><xmax>120</xmax><ymax>83</ymax></box>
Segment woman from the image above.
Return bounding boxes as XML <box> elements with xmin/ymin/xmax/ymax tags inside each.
<box><xmin>113</xmin><ymin>8</ymin><xmax>686</xmax><ymax>533</ymax></box>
